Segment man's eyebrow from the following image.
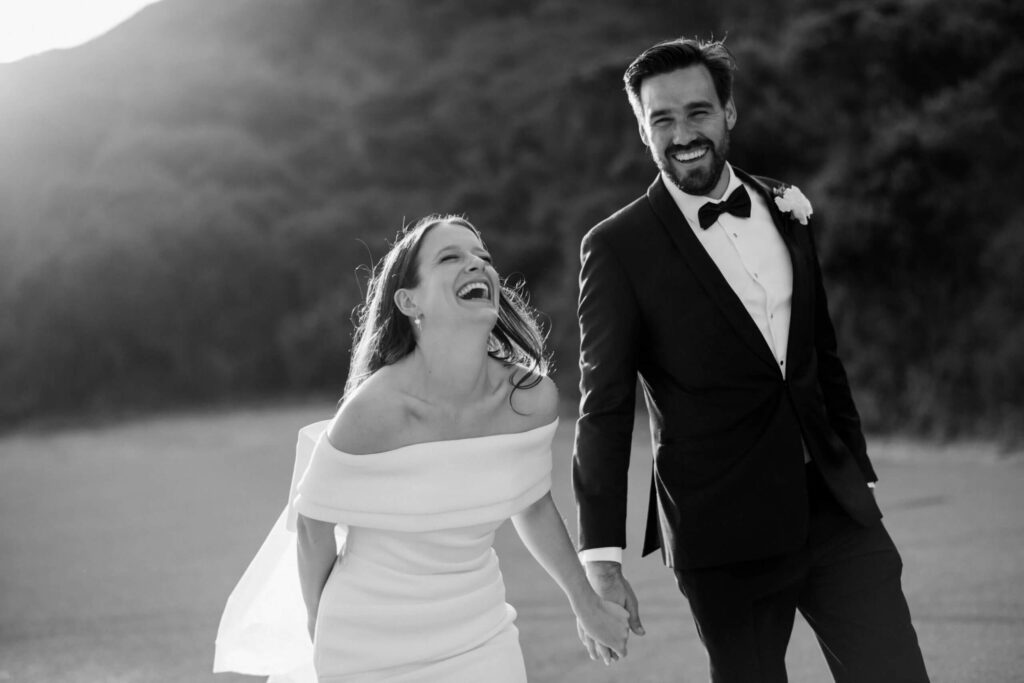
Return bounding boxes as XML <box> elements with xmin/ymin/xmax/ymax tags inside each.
<box><xmin>647</xmin><ymin>100</ymin><xmax>716</xmax><ymax>119</ymax></box>
<box><xmin>685</xmin><ymin>100</ymin><xmax>716</xmax><ymax>110</ymax></box>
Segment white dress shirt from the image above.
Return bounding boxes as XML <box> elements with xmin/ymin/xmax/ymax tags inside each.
<box><xmin>580</xmin><ymin>164</ymin><xmax>796</xmax><ymax>566</ymax></box>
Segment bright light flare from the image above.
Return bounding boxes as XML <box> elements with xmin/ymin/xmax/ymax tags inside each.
<box><xmin>0</xmin><ymin>0</ymin><xmax>161</xmax><ymax>64</ymax></box>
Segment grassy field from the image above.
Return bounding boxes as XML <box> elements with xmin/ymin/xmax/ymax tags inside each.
<box><xmin>1</xmin><ymin>401</ymin><xmax>1022</xmax><ymax>682</ymax></box>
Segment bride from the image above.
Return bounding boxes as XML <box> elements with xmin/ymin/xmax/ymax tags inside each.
<box><xmin>215</xmin><ymin>215</ymin><xmax>628</xmax><ymax>681</ymax></box>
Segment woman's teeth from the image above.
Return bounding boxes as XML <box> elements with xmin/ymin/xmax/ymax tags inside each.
<box><xmin>457</xmin><ymin>282</ymin><xmax>490</xmax><ymax>300</ymax></box>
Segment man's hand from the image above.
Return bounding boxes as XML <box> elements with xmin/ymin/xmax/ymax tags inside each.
<box><xmin>577</xmin><ymin>561</ymin><xmax>644</xmax><ymax>663</ymax></box>
<box><xmin>586</xmin><ymin>561</ymin><xmax>645</xmax><ymax>635</ymax></box>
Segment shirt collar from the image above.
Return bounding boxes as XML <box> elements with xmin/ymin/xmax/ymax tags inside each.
<box><xmin>662</xmin><ymin>162</ymin><xmax>743</xmax><ymax>230</ymax></box>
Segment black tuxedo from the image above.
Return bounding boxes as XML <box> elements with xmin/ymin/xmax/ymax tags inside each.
<box><xmin>572</xmin><ymin>169</ymin><xmax>928</xmax><ymax>682</ymax></box>
<box><xmin>573</xmin><ymin>168</ymin><xmax>881</xmax><ymax>570</ymax></box>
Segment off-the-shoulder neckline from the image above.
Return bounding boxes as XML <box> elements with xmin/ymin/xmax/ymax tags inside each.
<box><xmin>321</xmin><ymin>417</ymin><xmax>559</xmax><ymax>456</ymax></box>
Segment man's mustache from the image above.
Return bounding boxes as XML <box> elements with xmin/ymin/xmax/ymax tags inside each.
<box><xmin>665</xmin><ymin>139</ymin><xmax>713</xmax><ymax>156</ymax></box>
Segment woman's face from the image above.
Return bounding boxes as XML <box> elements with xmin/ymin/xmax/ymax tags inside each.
<box><xmin>404</xmin><ymin>222</ymin><xmax>499</xmax><ymax>330</ymax></box>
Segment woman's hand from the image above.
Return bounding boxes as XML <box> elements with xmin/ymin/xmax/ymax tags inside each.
<box><xmin>508</xmin><ymin>492</ymin><xmax>630</xmax><ymax>665</ymax></box>
<box><xmin>574</xmin><ymin>593</ymin><xmax>630</xmax><ymax>664</ymax></box>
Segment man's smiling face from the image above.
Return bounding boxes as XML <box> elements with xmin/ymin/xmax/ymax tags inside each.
<box><xmin>639</xmin><ymin>64</ymin><xmax>737</xmax><ymax>199</ymax></box>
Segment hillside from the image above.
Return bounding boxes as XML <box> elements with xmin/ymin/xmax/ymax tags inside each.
<box><xmin>0</xmin><ymin>0</ymin><xmax>1020</xmax><ymax>439</ymax></box>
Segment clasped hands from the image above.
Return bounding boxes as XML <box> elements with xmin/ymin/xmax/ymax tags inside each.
<box><xmin>575</xmin><ymin>561</ymin><xmax>644</xmax><ymax>666</ymax></box>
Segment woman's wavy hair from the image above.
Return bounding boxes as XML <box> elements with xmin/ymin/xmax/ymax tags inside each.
<box><xmin>343</xmin><ymin>214</ymin><xmax>549</xmax><ymax>402</ymax></box>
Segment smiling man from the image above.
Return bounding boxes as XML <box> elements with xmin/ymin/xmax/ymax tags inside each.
<box><xmin>640</xmin><ymin>65</ymin><xmax>735</xmax><ymax>199</ymax></box>
<box><xmin>571</xmin><ymin>37</ymin><xmax>930</xmax><ymax>682</ymax></box>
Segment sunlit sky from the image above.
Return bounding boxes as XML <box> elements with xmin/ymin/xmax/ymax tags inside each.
<box><xmin>0</xmin><ymin>0</ymin><xmax>162</xmax><ymax>64</ymax></box>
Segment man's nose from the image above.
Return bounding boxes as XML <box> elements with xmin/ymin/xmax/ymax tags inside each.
<box><xmin>671</xmin><ymin>121</ymin><xmax>697</xmax><ymax>146</ymax></box>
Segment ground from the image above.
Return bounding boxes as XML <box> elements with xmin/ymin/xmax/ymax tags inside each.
<box><xmin>1</xmin><ymin>401</ymin><xmax>1021</xmax><ymax>682</ymax></box>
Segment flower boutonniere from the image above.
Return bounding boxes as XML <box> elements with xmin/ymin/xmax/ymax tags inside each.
<box><xmin>773</xmin><ymin>185</ymin><xmax>813</xmax><ymax>225</ymax></box>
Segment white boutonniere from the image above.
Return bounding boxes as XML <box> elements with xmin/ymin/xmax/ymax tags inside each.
<box><xmin>773</xmin><ymin>185</ymin><xmax>813</xmax><ymax>225</ymax></box>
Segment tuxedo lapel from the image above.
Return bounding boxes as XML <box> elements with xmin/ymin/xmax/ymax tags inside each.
<box><xmin>645</xmin><ymin>176</ymin><xmax>779</xmax><ymax>371</ymax></box>
<box><xmin>733</xmin><ymin>168</ymin><xmax>813</xmax><ymax>372</ymax></box>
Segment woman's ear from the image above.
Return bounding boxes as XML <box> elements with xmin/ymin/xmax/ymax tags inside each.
<box><xmin>394</xmin><ymin>288</ymin><xmax>420</xmax><ymax>319</ymax></box>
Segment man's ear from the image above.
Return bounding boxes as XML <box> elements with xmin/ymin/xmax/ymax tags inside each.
<box><xmin>725</xmin><ymin>97</ymin><xmax>737</xmax><ymax>131</ymax></box>
<box><xmin>394</xmin><ymin>288</ymin><xmax>419</xmax><ymax>319</ymax></box>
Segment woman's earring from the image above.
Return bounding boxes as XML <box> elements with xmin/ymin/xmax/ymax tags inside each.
<box><xmin>412</xmin><ymin>315</ymin><xmax>422</xmax><ymax>330</ymax></box>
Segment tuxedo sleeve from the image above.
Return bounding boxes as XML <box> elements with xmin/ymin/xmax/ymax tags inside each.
<box><xmin>573</xmin><ymin>228</ymin><xmax>640</xmax><ymax>551</ymax></box>
<box><xmin>808</xmin><ymin>226</ymin><xmax>877</xmax><ymax>483</ymax></box>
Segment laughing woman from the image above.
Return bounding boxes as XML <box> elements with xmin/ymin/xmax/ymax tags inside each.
<box><xmin>215</xmin><ymin>215</ymin><xmax>627</xmax><ymax>682</ymax></box>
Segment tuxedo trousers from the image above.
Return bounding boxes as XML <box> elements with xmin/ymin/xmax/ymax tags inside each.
<box><xmin>673</xmin><ymin>463</ymin><xmax>929</xmax><ymax>683</ymax></box>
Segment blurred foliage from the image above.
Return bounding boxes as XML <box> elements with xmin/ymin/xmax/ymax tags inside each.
<box><xmin>784</xmin><ymin>0</ymin><xmax>1024</xmax><ymax>440</ymax></box>
<box><xmin>0</xmin><ymin>0</ymin><xmax>1020</xmax><ymax>442</ymax></box>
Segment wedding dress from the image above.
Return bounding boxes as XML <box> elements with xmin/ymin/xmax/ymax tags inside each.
<box><xmin>214</xmin><ymin>417</ymin><xmax>557</xmax><ymax>682</ymax></box>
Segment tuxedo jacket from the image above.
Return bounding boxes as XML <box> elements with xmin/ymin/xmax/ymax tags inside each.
<box><xmin>572</xmin><ymin>169</ymin><xmax>882</xmax><ymax>570</ymax></box>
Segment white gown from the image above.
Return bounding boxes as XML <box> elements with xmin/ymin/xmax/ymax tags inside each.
<box><xmin>214</xmin><ymin>418</ymin><xmax>557</xmax><ymax>682</ymax></box>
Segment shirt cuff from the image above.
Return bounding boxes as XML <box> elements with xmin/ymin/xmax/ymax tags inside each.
<box><xmin>579</xmin><ymin>547</ymin><xmax>623</xmax><ymax>564</ymax></box>
<box><xmin>867</xmin><ymin>481</ymin><xmax>876</xmax><ymax>489</ymax></box>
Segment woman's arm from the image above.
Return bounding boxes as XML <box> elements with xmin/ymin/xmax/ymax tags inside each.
<box><xmin>511</xmin><ymin>492</ymin><xmax>629</xmax><ymax>663</ymax></box>
<box><xmin>296</xmin><ymin>513</ymin><xmax>338</xmax><ymax>640</ymax></box>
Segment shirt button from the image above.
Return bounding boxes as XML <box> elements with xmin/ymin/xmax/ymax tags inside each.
<box><xmin>780</xmin><ymin>360</ymin><xmax>785</xmax><ymax>366</ymax></box>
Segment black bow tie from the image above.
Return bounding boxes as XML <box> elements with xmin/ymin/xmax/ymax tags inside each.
<box><xmin>697</xmin><ymin>185</ymin><xmax>751</xmax><ymax>230</ymax></box>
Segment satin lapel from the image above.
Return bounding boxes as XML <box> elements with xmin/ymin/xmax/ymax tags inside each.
<box><xmin>734</xmin><ymin>168</ymin><xmax>812</xmax><ymax>372</ymax></box>
<box><xmin>645</xmin><ymin>176</ymin><xmax>778</xmax><ymax>371</ymax></box>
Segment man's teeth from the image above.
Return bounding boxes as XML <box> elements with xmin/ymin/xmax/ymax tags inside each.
<box><xmin>457</xmin><ymin>282</ymin><xmax>491</xmax><ymax>300</ymax></box>
<box><xmin>673</xmin><ymin>148</ymin><xmax>707</xmax><ymax>162</ymax></box>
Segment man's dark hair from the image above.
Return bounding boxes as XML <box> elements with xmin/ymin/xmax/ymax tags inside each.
<box><xmin>623</xmin><ymin>38</ymin><xmax>737</xmax><ymax>123</ymax></box>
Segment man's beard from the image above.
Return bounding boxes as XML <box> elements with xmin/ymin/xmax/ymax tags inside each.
<box><xmin>657</xmin><ymin>133</ymin><xmax>730</xmax><ymax>196</ymax></box>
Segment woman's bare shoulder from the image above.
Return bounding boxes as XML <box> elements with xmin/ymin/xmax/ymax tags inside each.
<box><xmin>504</xmin><ymin>363</ymin><xmax>559</xmax><ymax>427</ymax></box>
<box><xmin>327</xmin><ymin>369</ymin><xmax>412</xmax><ymax>454</ymax></box>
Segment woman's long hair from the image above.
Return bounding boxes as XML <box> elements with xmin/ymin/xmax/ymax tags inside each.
<box><xmin>343</xmin><ymin>214</ymin><xmax>549</xmax><ymax>402</ymax></box>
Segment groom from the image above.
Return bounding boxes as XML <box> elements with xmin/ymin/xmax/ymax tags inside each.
<box><xmin>572</xmin><ymin>38</ymin><xmax>929</xmax><ymax>682</ymax></box>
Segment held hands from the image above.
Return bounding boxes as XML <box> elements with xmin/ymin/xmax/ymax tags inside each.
<box><xmin>574</xmin><ymin>593</ymin><xmax>630</xmax><ymax>665</ymax></box>
<box><xmin>578</xmin><ymin>561</ymin><xmax>645</xmax><ymax>665</ymax></box>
